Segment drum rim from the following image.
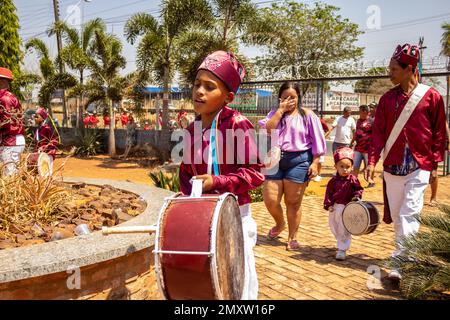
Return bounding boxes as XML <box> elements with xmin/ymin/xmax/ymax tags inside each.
<box><xmin>154</xmin><ymin>195</ymin><xmax>172</xmax><ymax>300</ymax></box>
<box><xmin>37</xmin><ymin>152</ymin><xmax>52</xmax><ymax>177</ymax></box>
<box><xmin>342</xmin><ymin>201</ymin><xmax>370</xmax><ymax>236</ymax></box>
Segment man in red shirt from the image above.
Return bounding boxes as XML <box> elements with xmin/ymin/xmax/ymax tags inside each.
<box><xmin>366</xmin><ymin>44</ymin><xmax>446</xmax><ymax>280</ymax></box>
<box><xmin>83</xmin><ymin>112</ymin><xmax>90</xmax><ymax>128</ymax></box>
<box><xmin>89</xmin><ymin>112</ymin><xmax>99</xmax><ymax>128</ymax></box>
<box><xmin>103</xmin><ymin>112</ymin><xmax>111</xmax><ymax>127</ymax></box>
<box><xmin>0</xmin><ymin>67</ymin><xmax>26</xmax><ymax>177</ymax></box>
<box><xmin>350</xmin><ymin>105</ymin><xmax>374</xmax><ymax>186</ymax></box>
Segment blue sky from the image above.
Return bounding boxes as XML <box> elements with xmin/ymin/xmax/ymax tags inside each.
<box><xmin>16</xmin><ymin>0</ymin><xmax>450</xmax><ymax>77</ymax></box>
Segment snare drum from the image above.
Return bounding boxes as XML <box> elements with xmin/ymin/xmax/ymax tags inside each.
<box><xmin>154</xmin><ymin>192</ymin><xmax>245</xmax><ymax>300</ymax></box>
<box><xmin>342</xmin><ymin>200</ymin><xmax>380</xmax><ymax>236</ymax></box>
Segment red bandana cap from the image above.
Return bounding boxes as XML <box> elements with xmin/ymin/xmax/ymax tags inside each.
<box><xmin>392</xmin><ymin>44</ymin><xmax>420</xmax><ymax>67</ymax></box>
<box><xmin>334</xmin><ymin>146</ymin><xmax>354</xmax><ymax>164</ymax></box>
<box><xmin>0</xmin><ymin>67</ymin><xmax>13</xmax><ymax>81</ymax></box>
<box><xmin>36</xmin><ymin>107</ymin><xmax>49</xmax><ymax>120</ymax></box>
<box><xmin>197</xmin><ymin>51</ymin><xmax>245</xmax><ymax>93</ymax></box>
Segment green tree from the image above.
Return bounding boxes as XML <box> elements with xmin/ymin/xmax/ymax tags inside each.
<box><xmin>124</xmin><ymin>0</ymin><xmax>212</xmax><ymax>129</ymax></box>
<box><xmin>87</xmin><ymin>30</ymin><xmax>126</xmax><ymax>156</ymax></box>
<box><xmin>25</xmin><ymin>38</ymin><xmax>77</xmax><ymax>116</ymax></box>
<box><xmin>441</xmin><ymin>23</ymin><xmax>450</xmax><ymax>57</ymax></box>
<box><xmin>246</xmin><ymin>1</ymin><xmax>364</xmax><ymax>81</ymax></box>
<box><xmin>354</xmin><ymin>67</ymin><xmax>392</xmax><ymax>94</ymax></box>
<box><xmin>175</xmin><ymin>0</ymin><xmax>260</xmax><ymax>86</ymax></box>
<box><xmin>0</xmin><ymin>0</ymin><xmax>23</xmax><ymax>96</ymax></box>
<box><xmin>388</xmin><ymin>204</ymin><xmax>450</xmax><ymax>299</ymax></box>
<box><xmin>48</xmin><ymin>18</ymin><xmax>106</xmax><ymax>128</ymax></box>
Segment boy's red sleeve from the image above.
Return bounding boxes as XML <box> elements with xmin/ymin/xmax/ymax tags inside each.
<box><xmin>179</xmin><ymin>162</ymin><xmax>194</xmax><ymax>196</ymax></box>
<box><xmin>324</xmin><ymin>178</ymin><xmax>335</xmax><ymax>210</ymax></box>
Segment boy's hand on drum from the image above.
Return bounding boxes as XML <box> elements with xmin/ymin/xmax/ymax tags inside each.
<box><xmin>328</xmin><ymin>206</ymin><xmax>334</xmax><ymax>213</ymax></box>
<box><xmin>194</xmin><ymin>174</ymin><xmax>214</xmax><ymax>192</ymax></box>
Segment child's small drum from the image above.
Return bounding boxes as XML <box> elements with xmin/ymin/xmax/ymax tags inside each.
<box><xmin>26</xmin><ymin>152</ymin><xmax>52</xmax><ymax>177</ymax></box>
<box><xmin>342</xmin><ymin>200</ymin><xmax>380</xmax><ymax>236</ymax></box>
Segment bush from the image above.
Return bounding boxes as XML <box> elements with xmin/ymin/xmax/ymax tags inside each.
<box><xmin>387</xmin><ymin>204</ymin><xmax>450</xmax><ymax>299</ymax></box>
<box><xmin>74</xmin><ymin>128</ymin><xmax>103</xmax><ymax>157</ymax></box>
<box><xmin>149</xmin><ymin>168</ymin><xmax>180</xmax><ymax>192</ymax></box>
<box><xmin>249</xmin><ymin>186</ymin><xmax>264</xmax><ymax>202</ymax></box>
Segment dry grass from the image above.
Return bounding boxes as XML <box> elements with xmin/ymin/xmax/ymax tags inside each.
<box><xmin>0</xmin><ymin>155</ymin><xmax>71</xmax><ymax>240</ymax></box>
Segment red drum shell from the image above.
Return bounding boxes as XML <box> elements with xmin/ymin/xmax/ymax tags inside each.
<box><xmin>156</xmin><ymin>193</ymin><xmax>245</xmax><ymax>300</ymax></box>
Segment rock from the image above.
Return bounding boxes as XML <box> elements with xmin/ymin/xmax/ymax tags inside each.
<box><xmin>89</xmin><ymin>201</ymin><xmax>105</xmax><ymax>211</ymax></box>
<box><xmin>71</xmin><ymin>182</ymin><xmax>86</xmax><ymax>189</ymax></box>
<box><xmin>24</xmin><ymin>233</ymin><xmax>33</xmax><ymax>240</ymax></box>
<box><xmin>81</xmin><ymin>213</ymin><xmax>95</xmax><ymax>221</ymax></box>
<box><xmin>78</xmin><ymin>189</ymin><xmax>92</xmax><ymax>197</ymax></box>
<box><xmin>15</xmin><ymin>234</ymin><xmax>27</xmax><ymax>244</ymax></box>
<box><xmin>0</xmin><ymin>239</ymin><xmax>17</xmax><ymax>250</ymax></box>
<box><xmin>50</xmin><ymin>228</ymin><xmax>73</xmax><ymax>241</ymax></box>
<box><xmin>116</xmin><ymin>209</ymin><xmax>133</xmax><ymax>222</ymax></box>
<box><xmin>103</xmin><ymin>218</ymin><xmax>116</xmax><ymax>227</ymax></box>
<box><xmin>72</xmin><ymin>219</ymin><xmax>89</xmax><ymax>226</ymax></box>
<box><xmin>22</xmin><ymin>239</ymin><xmax>45</xmax><ymax>247</ymax></box>
<box><xmin>31</xmin><ymin>224</ymin><xmax>46</xmax><ymax>237</ymax></box>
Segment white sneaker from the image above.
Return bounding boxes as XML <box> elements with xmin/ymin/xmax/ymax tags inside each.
<box><xmin>312</xmin><ymin>175</ymin><xmax>322</xmax><ymax>182</ymax></box>
<box><xmin>388</xmin><ymin>269</ymin><xmax>402</xmax><ymax>280</ymax></box>
<box><xmin>335</xmin><ymin>250</ymin><xmax>346</xmax><ymax>261</ymax></box>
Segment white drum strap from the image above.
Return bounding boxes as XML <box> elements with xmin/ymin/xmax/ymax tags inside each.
<box><xmin>382</xmin><ymin>83</ymin><xmax>430</xmax><ymax>160</ymax></box>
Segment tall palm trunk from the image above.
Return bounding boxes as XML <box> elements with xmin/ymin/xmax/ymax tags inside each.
<box><xmin>108</xmin><ymin>98</ymin><xmax>116</xmax><ymax>156</ymax></box>
<box><xmin>77</xmin><ymin>70</ymin><xmax>84</xmax><ymax>128</ymax></box>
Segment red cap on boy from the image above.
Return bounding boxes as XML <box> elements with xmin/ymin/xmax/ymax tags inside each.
<box><xmin>334</xmin><ymin>146</ymin><xmax>354</xmax><ymax>164</ymax></box>
<box><xmin>197</xmin><ymin>51</ymin><xmax>245</xmax><ymax>93</ymax></box>
<box><xmin>36</xmin><ymin>107</ymin><xmax>49</xmax><ymax>120</ymax></box>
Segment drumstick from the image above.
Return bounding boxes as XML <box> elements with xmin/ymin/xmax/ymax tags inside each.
<box><xmin>102</xmin><ymin>225</ymin><xmax>157</xmax><ymax>235</ymax></box>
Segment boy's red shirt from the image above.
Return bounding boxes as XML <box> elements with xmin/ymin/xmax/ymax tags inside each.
<box><xmin>179</xmin><ymin>106</ymin><xmax>265</xmax><ymax>206</ymax></box>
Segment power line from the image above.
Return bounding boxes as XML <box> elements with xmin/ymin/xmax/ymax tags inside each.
<box><xmin>364</xmin><ymin>12</ymin><xmax>450</xmax><ymax>33</ymax></box>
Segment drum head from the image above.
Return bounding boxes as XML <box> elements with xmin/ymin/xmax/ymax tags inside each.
<box><xmin>37</xmin><ymin>153</ymin><xmax>51</xmax><ymax>177</ymax></box>
<box><xmin>215</xmin><ymin>195</ymin><xmax>245</xmax><ymax>300</ymax></box>
<box><xmin>342</xmin><ymin>202</ymin><xmax>370</xmax><ymax>236</ymax></box>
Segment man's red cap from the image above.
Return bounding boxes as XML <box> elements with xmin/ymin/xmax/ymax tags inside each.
<box><xmin>0</xmin><ymin>67</ymin><xmax>13</xmax><ymax>81</ymax></box>
<box><xmin>392</xmin><ymin>44</ymin><xmax>420</xmax><ymax>67</ymax></box>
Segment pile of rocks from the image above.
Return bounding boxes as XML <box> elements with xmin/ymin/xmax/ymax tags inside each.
<box><xmin>0</xmin><ymin>183</ymin><xmax>146</xmax><ymax>250</ymax></box>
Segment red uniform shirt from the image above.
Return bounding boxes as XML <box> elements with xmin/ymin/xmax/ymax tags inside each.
<box><xmin>354</xmin><ymin>118</ymin><xmax>373</xmax><ymax>153</ymax></box>
<box><xmin>120</xmin><ymin>114</ymin><xmax>129</xmax><ymax>127</ymax></box>
<box><xmin>320</xmin><ymin>118</ymin><xmax>330</xmax><ymax>134</ymax></box>
<box><xmin>179</xmin><ymin>106</ymin><xmax>265</xmax><ymax>206</ymax></box>
<box><xmin>369</xmin><ymin>85</ymin><xmax>446</xmax><ymax>171</ymax></box>
<box><xmin>35</xmin><ymin>123</ymin><xmax>58</xmax><ymax>159</ymax></box>
<box><xmin>324</xmin><ymin>174</ymin><xmax>363</xmax><ymax>210</ymax></box>
<box><xmin>83</xmin><ymin>116</ymin><xmax>90</xmax><ymax>128</ymax></box>
<box><xmin>0</xmin><ymin>89</ymin><xmax>25</xmax><ymax>146</ymax></box>
<box><xmin>89</xmin><ymin>115</ymin><xmax>99</xmax><ymax>127</ymax></box>
<box><xmin>103</xmin><ymin>115</ymin><xmax>110</xmax><ymax>126</ymax></box>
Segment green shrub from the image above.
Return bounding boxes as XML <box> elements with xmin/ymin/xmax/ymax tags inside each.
<box><xmin>74</xmin><ymin>128</ymin><xmax>103</xmax><ymax>157</ymax></box>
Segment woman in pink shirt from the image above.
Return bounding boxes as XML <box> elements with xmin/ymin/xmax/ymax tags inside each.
<box><xmin>259</xmin><ymin>81</ymin><xmax>326</xmax><ymax>250</ymax></box>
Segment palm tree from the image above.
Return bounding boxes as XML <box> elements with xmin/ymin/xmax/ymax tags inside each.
<box><xmin>175</xmin><ymin>0</ymin><xmax>259</xmax><ymax>86</ymax></box>
<box><xmin>87</xmin><ymin>30</ymin><xmax>126</xmax><ymax>156</ymax></box>
<box><xmin>48</xmin><ymin>18</ymin><xmax>105</xmax><ymax>128</ymax></box>
<box><xmin>24</xmin><ymin>38</ymin><xmax>77</xmax><ymax>117</ymax></box>
<box><xmin>441</xmin><ymin>22</ymin><xmax>450</xmax><ymax>57</ymax></box>
<box><xmin>124</xmin><ymin>0</ymin><xmax>213</xmax><ymax>130</ymax></box>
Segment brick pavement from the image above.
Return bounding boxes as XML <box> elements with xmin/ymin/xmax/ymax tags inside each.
<box><xmin>252</xmin><ymin>196</ymin><xmax>405</xmax><ymax>300</ymax></box>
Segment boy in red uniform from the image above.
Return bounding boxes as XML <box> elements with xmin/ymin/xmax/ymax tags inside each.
<box><xmin>324</xmin><ymin>147</ymin><xmax>363</xmax><ymax>261</ymax></box>
<box><xmin>120</xmin><ymin>111</ymin><xmax>129</xmax><ymax>128</ymax></box>
<box><xmin>179</xmin><ymin>51</ymin><xmax>264</xmax><ymax>299</ymax></box>
<box><xmin>0</xmin><ymin>67</ymin><xmax>25</xmax><ymax>177</ymax></box>
<box><xmin>33</xmin><ymin>107</ymin><xmax>59</xmax><ymax>174</ymax></box>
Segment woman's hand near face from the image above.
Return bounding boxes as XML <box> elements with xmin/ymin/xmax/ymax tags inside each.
<box><xmin>278</xmin><ymin>96</ymin><xmax>296</xmax><ymax>114</ymax></box>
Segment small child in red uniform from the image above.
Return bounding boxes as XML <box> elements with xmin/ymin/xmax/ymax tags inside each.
<box><xmin>324</xmin><ymin>147</ymin><xmax>363</xmax><ymax>260</ymax></box>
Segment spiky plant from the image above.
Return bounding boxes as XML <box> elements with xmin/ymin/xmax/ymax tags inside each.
<box><xmin>149</xmin><ymin>168</ymin><xmax>180</xmax><ymax>192</ymax></box>
<box><xmin>387</xmin><ymin>204</ymin><xmax>450</xmax><ymax>299</ymax></box>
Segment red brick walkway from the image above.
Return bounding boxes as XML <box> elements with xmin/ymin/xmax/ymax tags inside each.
<box><xmin>252</xmin><ymin>196</ymin><xmax>403</xmax><ymax>300</ymax></box>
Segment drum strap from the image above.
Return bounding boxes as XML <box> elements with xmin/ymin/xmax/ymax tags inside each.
<box><xmin>382</xmin><ymin>83</ymin><xmax>430</xmax><ymax>160</ymax></box>
<box><xmin>207</xmin><ymin>109</ymin><xmax>222</xmax><ymax>176</ymax></box>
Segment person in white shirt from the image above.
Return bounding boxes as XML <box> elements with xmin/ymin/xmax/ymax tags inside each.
<box><xmin>325</xmin><ymin>107</ymin><xmax>356</xmax><ymax>153</ymax></box>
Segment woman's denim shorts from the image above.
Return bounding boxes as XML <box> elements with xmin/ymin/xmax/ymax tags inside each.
<box><xmin>265</xmin><ymin>149</ymin><xmax>313</xmax><ymax>184</ymax></box>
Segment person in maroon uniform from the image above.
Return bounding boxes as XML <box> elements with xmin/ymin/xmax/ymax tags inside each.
<box><xmin>350</xmin><ymin>105</ymin><xmax>375</xmax><ymax>187</ymax></box>
<box><xmin>0</xmin><ymin>67</ymin><xmax>25</xmax><ymax>177</ymax></box>
<box><xmin>324</xmin><ymin>147</ymin><xmax>363</xmax><ymax>261</ymax></box>
<box><xmin>89</xmin><ymin>112</ymin><xmax>99</xmax><ymax>128</ymax></box>
<box><xmin>103</xmin><ymin>112</ymin><xmax>111</xmax><ymax>128</ymax></box>
<box><xmin>33</xmin><ymin>107</ymin><xmax>59</xmax><ymax>174</ymax></box>
<box><xmin>83</xmin><ymin>112</ymin><xmax>90</xmax><ymax>128</ymax></box>
<box><xmin>366</xmin><ymin>44</ymin><xmax>447</xmax><ymax>280</ymax></box>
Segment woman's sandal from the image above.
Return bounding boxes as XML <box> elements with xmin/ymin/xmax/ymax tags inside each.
<box><xmin>286</xmin><ymin>240</ymin><xmax>301</xmax><ymax>251</ymax></box>
<box><xmin>267</xmin><ymin>227</ymin><xmax>283</xmax><ymax>240</ymax></box>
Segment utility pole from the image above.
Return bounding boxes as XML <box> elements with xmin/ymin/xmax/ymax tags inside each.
<box><xmin>52</xmin><ymin>0</ymin><xmax>68</xmax><ymax>127</ymax></box>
